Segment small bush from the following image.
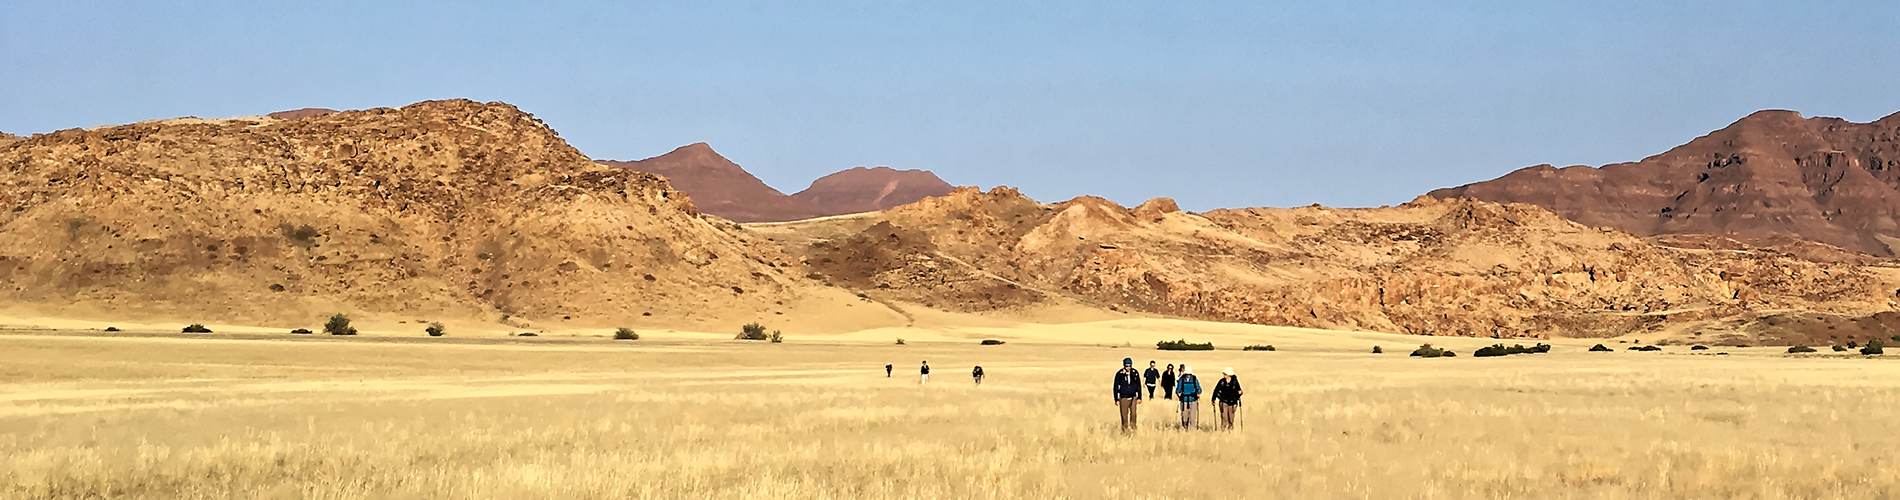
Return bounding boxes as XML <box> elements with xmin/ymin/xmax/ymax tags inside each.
<box><xmin>1848</xmin><ymin>341</ymin><xmax>1859</xmax><ymax>349</ymax></box>
<box><xmin>1833</xmin><ymin>345</ymin><xmax>1848</xmax><ymax>352</ymax></box>
<box><xmin>1372</xmin><ymin>346</ymin><xmax>1383</xmax><ymax>354</ymax></box>
<box><xmin>323</xmin><ymin>314</ymin><xmax>358</xmax><ymax>336</ymax></box>
<box><xmin>1632</xmin><ymin>345</ymin><xmax>1661</xmax><ymax>352</ymax></box>
<box><xmin>182</xmin><ymin>324</ymin><xmax>212</xmax><ymax>333</ymax></box>
<box><xmin>425</xmin><ymin>322</ymin><xmax>446</xmax><ymax>337</ymax></box>
<box><xmin>1589</xmin><ymin>344</ymin><xmax>1613</xmax><ymax>352</ymax></box>
<box><xmin>291</xmin><ymin>328</ymin><xmax>312</xmax><ymax>334</ymax></box>
<box><xmin>1241</xmin><ymin>345</ymin><xmax>1276</xmax><ymax>351</ymax></box>
<box><xmin>103</xmin><ymin>327</ymin><xmax>120</xmax><ymax>332</ymax></box>
<box><xmin>1691</xmin><ymin>345</ymin><xmax>1709</xmax><ymax>350</ymax></box>
<box><xmin>1862</xmin><ymin>339</ymin><xmax>1885</xmax><ymax>355</ymax></box>
<box><xmin>737</xmin><ymin>322</ymin><xmax>770</xmax><ymax>340</ymax></box>
<box><xmin>1157</xmin><ymin>339</ymin><xmax>1215</xmax><ymax>351</ymax></box>
<box><xmin>1411</xmin><ymin>344</ymin><xmax>1451</xmax><ymax>358</ymax></box>
<box><xmin>1787</xmin><ymin>345</ymin><xmax>1817</xmax><ymax>353</ymax></box>
<box><xmin>769</xmin><ymin>330</ymin><xmax>783</xmax><ymax>343</ymax></box>
<box><xmin>517</xmin><ymin>332</ymin><xmax>538</xmax><ymax>337</ymax></box>
<box><xmin>614</xmin><ymin>327</ymin><xmax>638</xmax><ymax>340</ymax></box>
<box><xmin>895</xmin><ymin>338</ymin><xmax>907</xmax><ymax>345</ymax></box>
<box><xmin>981</xmin><ymin>339</ymin><xmax>1005</xmax><ymax>345</ymax></box>
<box><xmin>1475</xmin><ymin>343</ymin><xmax>1552</xmax><ymax>357</ymax></box>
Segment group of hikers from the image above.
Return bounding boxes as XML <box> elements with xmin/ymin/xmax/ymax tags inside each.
<box><xmin>885</xmin><ymin>358</ymin><xmax>1244</xmax><ymax>432</ymax></box>
<box><xmin>1114</xmin><ymin>358</ymin><xmax>1243</xmax><ymax>432</ymax></box>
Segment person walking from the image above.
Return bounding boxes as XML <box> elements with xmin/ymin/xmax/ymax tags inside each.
<box><xmin>1176</xmin><ymin>365</ymin><xmax>1202</xmax><ymax>430</ymax></box>
<box><xmin>1113</xmin><ymin>357</ymin><xmax>1144</xmax><ymax>432</ymax></box>
<box><xmin>885</xmin><ymin>364</ymin><xmax>893</xmax><ymax>377</ymax></box>
<box><xmin>1160</xmin><ymin>364</ymin><xmax>1177</xmax><ymax>400</ymax></box>
<box><xmin>1143</xmin><ymin>361</ymin><xmax>1160</xmax><ymax>399</ymax></box>
<box><xmin>1212</xmin><ymin>367</ymin><xmax>1244</xmax><ymax>430</ymax></box>
<box><xmin>972</xmin><ymin>365</ymin><xmax>985</xmax><ymax>385</ymax></box>
<box><xmin>920</xmin><ymin>361</ymin><xmax>930</xmax><ymax>385</ymax></box>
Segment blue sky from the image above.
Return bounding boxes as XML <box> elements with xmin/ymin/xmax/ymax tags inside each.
<box><xmin>4</xmin><ymin>1</ymin><xmax>1897</xmax><ymax>209</ymax></box>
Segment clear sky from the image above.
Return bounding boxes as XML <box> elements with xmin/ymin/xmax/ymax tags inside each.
<box><xmin>4</xmin><ymin>1</ymin><xmax>1897</xmax><ymax>210</ymax></box>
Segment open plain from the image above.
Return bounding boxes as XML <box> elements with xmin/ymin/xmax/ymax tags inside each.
<box><xmin>4</xmin><ymin>322</ymin><xmax>1898</xmax><ymax>499</ymax></box>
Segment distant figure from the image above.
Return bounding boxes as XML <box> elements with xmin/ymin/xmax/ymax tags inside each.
<box><xmin>1212</xmin><ymin>367</ymin><xmax>1244</xmax><ymax>430</ymax></box>
<box><xmin>1176</xmin><ymin>365</ymin><xmax>1202</xmax><ymax>429</ymax></box>
<box><xmin>1143</xmin><ymin>361</ymin><xmax>1160</xmax><ymax>399</ymax></box>
<box><xmin>885</xmin><ymin>364</ymin><xmax>893</xmax><ymax>377</ymax></box>
<box><xmin>972</xmin><ymin>365</ymin><xmax>985</xmax><ymax>385</ymax></box>
<box><xmin>1113</xmin><ymin>357</ymin><xmax>1144</xmax><ymax>432</ymax></box>
<box><xmin>920</xmin><ymin>361</ymin><xmax>930</xmax><ymax>384</ymax></box>
<box><xmin>1160</xmin><ymin>364</ymin><xmax>1177</xmax><ymax>400</ymax></box>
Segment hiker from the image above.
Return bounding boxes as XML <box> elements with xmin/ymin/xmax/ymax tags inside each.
<box><xmin>885</xmin><ymin>364</ymin><xmax>893</xmax><ymax>377</ymax></box>
<box><xmin>920</xmin><ymin>361</ymin><xmax>930</xmax><ymax>384</ymax></box>
<box><xmin>973</xmin><ymin>365</ymin><xmax>985</xmax><ymax>385</ymax></box>
<box><xmin>1113</xmin><ymin>357</ymin><xmax>1144</xmax><ymax>432</ymax></box>
<box><xmin>1176</xmin><ymin>365</ymin><xmax>1202</xmax><ymax>429</ymax></box>
<box><xmin>1143</xmin><ymin>361</ymin><xmax>1160</xmax><ymax>399</ymax></box>
<box><xmin>1160</xmin><ymin>364</ymin><xmax>1177</xmax><ymax>400</ymax></box>
<box><xmin>1212</xmin><ymin>367</ymin><xmax>1244</xmax><ymax>430</ymax></box>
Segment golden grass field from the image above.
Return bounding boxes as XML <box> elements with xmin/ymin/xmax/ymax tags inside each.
<box><xmin>4</xmin><ymin>320</ymin><xmax>1900</xmax><ymax>499</ymax></box>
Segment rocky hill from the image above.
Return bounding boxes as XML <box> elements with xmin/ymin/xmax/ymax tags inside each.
<box><xmin>791</xmin><ymin>166</ymin><xmax>954</xmax><ymax>216</ymax></box>
<box><xmin>1432</xmin><ymin>110</ymin><xmax>1900</xmax><ymax>256</ymax></box>
<box><xmin>757</xmin><ymin>188</ymin><xmax>1900</xmax><ymax>345</ymax></box>
<box><xmin>0</xmin><ymin>100</ymin><xmax>871</xmax><ymax>330</ymax></box>
<box><xmin>597</xmin><ymin>144</ymin><xmax>824</xmax><ymax>223</ymax></box>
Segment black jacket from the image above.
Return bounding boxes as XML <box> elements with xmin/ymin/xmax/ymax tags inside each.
<box><xmin>1212</xmin><ymin>376</ymin><xmax>1243</xmax><ymax>405</ymax></box>
<box><xmin>1160</xmin><ymin>369</ymin><xmax>1175</xmax><ymax>387</ymax></box>
<box><xmin>1113</xmin><ymin>367</ymin><xmax>1143</xmax><ymax>400</ymax></box>
<box><xmin>1143</xmin><ymin>367</ymin><xmax>1160</xmax><ymax>384</ymax></box>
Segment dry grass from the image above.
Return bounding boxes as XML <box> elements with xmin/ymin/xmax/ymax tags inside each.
<box><xmin>3</xmin><ymin>332</ymin><xmax>1899</xmax><ymax>499</ymax></box>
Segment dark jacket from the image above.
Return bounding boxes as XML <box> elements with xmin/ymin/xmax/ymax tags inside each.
<box><xmin>1143</xmin><ymin>367</ymin><xmax>1160</xmax><ymax>385</ymax></box>
<box><xmin>1212</xmin><ymin>376</ymin><xmax>1243</xmax><ymax>405</ymax></box>
<box><xmin>973</xmin><ymin>366</ymin><xmax>984</xmax><ymax>377</ymax></box>
<box><xmin>1176</xmin><ymin>373</ymin><xmax>1202</xmax><ymax>403</ymax></box>
<box><xmin>921</xmin><ymin>364</ymin><xmax>930</xmax><ymax>375</ymax></box>
<box><xmin>1113</xmin><ymin>367</ymin><xmax>1143</xmax><ymax>400</ymax></box>
<box><xmin>1160</xmin><ymin>369</ymin><xmax>1176</xmax><ymax>388</ymax></box>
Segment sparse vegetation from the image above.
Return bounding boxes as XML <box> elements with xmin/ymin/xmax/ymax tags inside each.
<box><xmin>425</xmin><ymin>322</ymin><xmax>446</xmax><ymax>337</ymax></box>
<box><xmin>1834</xmin><ymin>345</ymin><xmax>1849</xmax><ymax>352</ymax></box>
<box><xmin>516</xmin><ymin>332</ymin><xmax>538</xmax><ymax>337</ymax></box>
<box><xmin>1156</xmin><ymin>339</ymin><xmax>1214</xmax><ymax>351</ymax></box>
<box><xmin>1787</xmin><ymin>346</ymin><xmax>1816</xmax><ymax>354</ymax></box>
<box><xmin>1862</xmin><ymin>339</ymin><xmax>1885</xmax><ymax>355</ymax></box>
<box><xmin>1628</xmin><ymin>345</ymin><xmax>1662</xmax><ymax>352</ymax></box>
<box><xmin>981</xmin><ymin>339</ymin><xmax>1006</xmax><ymax>345</ymax></box>
<box><xmin>614</xmin><ymin>328</ymin><xmax>639</xmax><ymax>340</ymax></box>
<box><xmin>1410</xmin><ymin>344</ymin><xmax>1452</xmax><ymax>358</ymax></box>
<box><xmin>323</xmin><ymin>314</ymin><xmax>357</xmax><ymax>336</ymax></box>
<box><xmin>291</xmin><ymin>328</ymin><xmax>312</xmax><ymax>334</ymax></box>
<box><xmin>1590</xmin><ymin>344</ymin><xmax>1613</xmax><ymax>352</ymax></box>
<box><xmin>1372</xmin><ymin>346</ymin><xmax>1383</xmax><ymax>354</ymax></box>
<box><xmin>1691</xmin><ymin>345</ymin><xmax>1709</xmax><ymax>350</ymax></box>
<box><xmin>769</xmin><ymin>330</ymin><xmax>783</xmax><ymax>343</ymax></box>
<box><xmin>182</xmin><ymin>324</ymin><xmax>211</xmax><ymax>333</ymax></box>
<box><xmin>1473</xmin><ymin>343</ymin><xmax>1552</xmax><ymax>357</ymax></box>
<box><xmin>737</xmin><ymin>322</ymin><xmax>770</xmax><ymax>340</ymax></box>
<box><xmin>895</xmin><ymin>338</ymin><xmax>907</xmax><ymax>345</ymax></box>
<box><xmin>103</xmin><ymin>327</ymin><xmax>120</xmax><ymax>332</ymax></box>
<box><xmin>1242</xmin><ymin>345</ymin><xmax>1276</xmax><ymax>351</ymax></box>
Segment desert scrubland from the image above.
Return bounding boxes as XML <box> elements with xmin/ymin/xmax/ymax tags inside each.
<box><xmin>4</xmin><ymin>324</ymin><xmax>1898</xmax><ymax>500</ymax></box>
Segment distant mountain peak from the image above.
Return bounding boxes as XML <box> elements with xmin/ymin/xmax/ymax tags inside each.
<box><xmin>793</xmin><ymin>166</ymin><xmax>955</xmax><ymax>216</ymax></box>
<box><xmin>598</xmin><ymin>143</ymin><xmax>822</xmax><ymax>223</ymax></box>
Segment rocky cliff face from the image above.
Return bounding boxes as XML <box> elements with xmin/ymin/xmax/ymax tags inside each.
<box><xmin>1432</xmin><ymin>110</ymin><xmax>1900</xmax><ymax>256</ymax></box>
<box><xmin>764</xmin><ymin>188</ymin><xmax>1899</xmax><ymax>343</ymax></box>
<box><xmin>792</xmin><ymin>166</ymin><xmax>954</xmax><ymax>216</ymax></box>
<box><xmin>597</xmin><ymin>144</ymin><xmax>824</xmax><ymax>223</ymax></box>
<box><xmin>0</xmin><ymin>100</ymin><xmax>832</xmax><ymax>328</ymax></box>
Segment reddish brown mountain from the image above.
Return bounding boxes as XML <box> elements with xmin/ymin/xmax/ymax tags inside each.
<box><xmin>597</xmin><ymin>144</ymin><xmax>823</xmax><ymax>223</ymax></box>
<box><xmin>1431</xmin><ymin>110</ymin><xmax>1900</xmax><ymax>255</ymax></box>
<box><xmin>267</xmin><ymin>108</ymin><xmax>338</xmax><ymax>120</ymax></box>
<box><xmin>792</xmin><ymin>166</ymin><xmax>954</xmax><ymax>215</ymax></box>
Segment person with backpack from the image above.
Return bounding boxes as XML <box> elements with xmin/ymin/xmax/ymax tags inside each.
<box><xmin>1160</xmin><ymin>364</ymin><xmax>1177</xmax><ymax>400</ymax></box>
<box><xmin>1113</xmin><ymin>357</ymin><xmax>1144</xmax><ymax>432</ymax></box>
<box><xmin>1143</xmin><ymin>361</ymin><xmax>1160</xmax><ymax>399</ymax></box>
<box><xmin>972</xmin><ymin>365</ymin><xmax>985</xmax><ymax>385</ymax></box>
<box><xmin>885</xmin><ymin>364</ymin><xmax>893</xmax><ymax>377</ymax></box>
<box><xmin>1176</xmin><ymin>365</ymin><xmax>1202</xmax><ymax>429</ymax></box>
<box><xmin>920</xmin><ymin>361</ymin><xmax>930</xmax><ymax>385</ymax></box>
<box><xmin>1212</xmin><ymin>367</ymin><xmax>1244</xmax><ymax>430</ymax></box>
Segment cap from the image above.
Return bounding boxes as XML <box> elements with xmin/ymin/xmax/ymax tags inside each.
<box><xmin>1123</xmin><ymin>357</ymin><xmax>1133</xmax><ymax>366</ymax></box>
<box><xmin>1223</xmin><ymin>367</ymin><xmax>1234</xmax><ymax>376</ymax></box>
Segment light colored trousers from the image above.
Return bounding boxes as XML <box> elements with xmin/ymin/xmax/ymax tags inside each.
<box><xmin>920</xmin><ymin>374</ymin><xmax>929</xmax><ymax>384</ymax></box>
<box><xmin>1179</xmin><ymin>400</ymin><xmax>1200</xmax><ymax>429</ymax></box>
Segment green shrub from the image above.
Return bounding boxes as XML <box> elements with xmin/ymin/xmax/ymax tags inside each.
<box><xmin>1691</xmin><ymin>345</ymin><xmax>1709</xmax><ymax>350</ymax></box>
<box><xmin>425</xmin><ymin>322</ymin><xmax>446</xmax><ymax>337</ymax></box>
<box><xmin>1833</xmin><ymin>345</ymin><xmax>1848</xmax><ymax>352</ymax></box>
<box><xmin>1241</xmin><ymin>344</ymin><xmax>1276</xmax><ymax>351</ymax></box>
<box><xmin>614</xmin><ymin>327</ymin><xmax>638</xmax><ymax>340</ymax></box>
<box><xmin>182</xmin><ymin>324</ymin><xmax>212</xmax><ymax>333</ymax></box>
<box><xmin>1474</xmin><ymin>344</ymin><xmax>1509</xmax><ymax>357</ymax></box>
<box><xmin>1862</xmin><ymin>339</ymin><xmax>1885</xmax><ymax>355</ymax></box>
<box><xmin>1372</xmin><ymin>346</ymin><xmax>1383</xmax><ymax>354</ymax></box>
<box><xmin>1476</xmin><ymin>343</ymin><xmax>1552</xmax><ymax>357</ymax></box>
<box><xmin>1589</xmin><ymin>344</ymin><xmax>1612</xmax><ymax>352</ymax></box>
<box><xmin>1410</xmin><ymin>344</ymin><xmax>1450</xmax><ymax>358</ymax></box>
<box><xmin>323</xmin><ymin>314</ymin><xmax>358</xmax><ymax>336</ymax></box>
<box><xmin>1787</xmin><ymin>345</ymin><xmax>1816</xmax><ymax>353</ymax></box>
<box><xmin>896</xmin><ymin>338</ymin><xmax>907</xmax><ymax>345</ymax></box>
<box><xmin>737</xmin><ymin>322</ymin><xmax>770</xmax><ymax>340</ymax></box>
<box><xmin>291</xmin><ymin>328</ymin><xmax>312</xmax><ymax>334</ymax></box>
<box><xmin>1157</xmin><ymin>339</ymin><xmax>1214</xmax><ymax>351</ymax></box>
<box><xmin>103</xmin><ymin>327</ymin><xmax>121</xmax><ymax>332</ymax></box>
<box><xmin>1848</xmin><ymin>341</ymin><xmax>1859</xmax><ymax>349</ymax></box>
<box><xmin>981</xmin><ymin>339</ymin><xmax>1005</xmax><ymax>345</ymax></box>
<box><xmin>769</xmin><ymin>330</ymin><xmax>784</xmax><ymax>343</ymax></box>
